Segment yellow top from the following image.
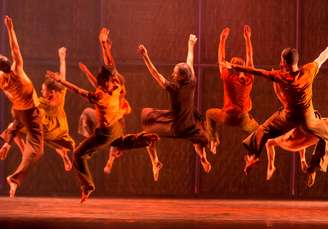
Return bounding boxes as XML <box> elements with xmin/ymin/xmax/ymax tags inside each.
<box><xmin>39</xmin><ymin>89</ymin><xmax>69</xmax><ymax>140</ymax></box>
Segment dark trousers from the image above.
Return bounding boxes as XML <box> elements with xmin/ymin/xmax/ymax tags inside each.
<box><xmin>8</xmin><ymin>107</ymin><xmax>44</xmax><ymax>186</ymax></box>
<box><xmin>74</xmin><ymin>122</ymin><xmax>157</xmax><ymax>191</ymax></box>
<box><xmin>243</xmin><ymin>108</ymin><xmax>328</xmax><ymax>171</ymax></box>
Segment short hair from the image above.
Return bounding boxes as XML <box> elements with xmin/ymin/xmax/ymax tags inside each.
<box><xmin>96</xmin><ymin>65</ymin><xmax>114</xmax><ymax>87</ymax></box>
<box><xmin>0</xmin><ymin>55</ymin><xmax>12</xmax><ymax>73</ymax></box>
<box><xmin>281</xmin><ymin>48</ymin><xmax>299</xmax><ymax>65</ymax></box>
<box><xmin>43</xmin><ymin>77</ymin><xmax>65</xmax><ymax>92</ymax></box>
<box><xmin>175</xmin><ymin>63</ymin><xmax>193</xmax><ymax>82</ymax></box>
<box><xmin>230</xmin><ymin>57</ymin><xmax>245</xmax><ymax>66</ymax></box>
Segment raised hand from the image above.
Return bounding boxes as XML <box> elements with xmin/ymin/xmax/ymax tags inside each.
<box><xmin>220</xmin><ymin>27</ymin><xmax>230</xmax><ymax>39</ymax></box>
<box><xmin>243</xmin><ymin>25</ymin><xmax>251</xmax><ymax>39</ymax></box>
<box><xmin>58</xmin><ymin>47</ymin><xmax>66</xmax><ymax>59</ymax></box>
<box><xmin>99</xmin><ymin>27</ymin><xmax>109</xmax><ymax>43</ymax></box>
<box><xmin>46</xmin><ymin>70</ymin><xmax>61</xmax><ymax>81</ymax></box>
<box><xmin>4</xmin><ymin>16</ymin><xmax>13</xmax><ymax>30</ymax></box>
<box><xmin>78</xmin><ymin>62</ymin><xmax>88</xmax><ymax>72</ymax></box>
<box><xmin>137</xmin><ymin>44</ymin><xmax>147</xmax><ymax>56</ymax></box>
<box><xmin>188</xmin><ymin>34</ymin><xmax>198</xmax><ymax>46</ymax></box>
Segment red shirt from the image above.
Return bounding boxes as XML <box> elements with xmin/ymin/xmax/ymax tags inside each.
<box><xmin>272</xmin><ymin>62</ymin><xmax>319</xmax><ymax>112</ymax></box>
<box><xmin>221</xmin><ymin>68</ymin><xmax>254</xmax><ymax>114</ymax></box>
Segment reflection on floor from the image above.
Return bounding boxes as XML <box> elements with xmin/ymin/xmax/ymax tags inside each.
<box><xmin>0</xmin><ymin>197</ymin><xmax>328</xmax><ymax>229</ymax></box>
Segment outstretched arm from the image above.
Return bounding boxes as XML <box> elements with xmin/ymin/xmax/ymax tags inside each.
<box><xmin>138</xmin><ymin>44</ymin><xmax>167</xmax><ymax>89</ymax></box>
<box><xmin>99</xmin><ymin>27</ymin><xmax>117</xmax><ymax>71</ymax></box>
<box><xmin>218</xmin><ymin>27</ymin><xmax>230</xmax><ymax>73</ymax></box>
<box><xmin>4</xmin><ymin>16</ymin><xmax>23</xmax><ymax>70</ymax></box>
<box><xmin>58</xmin><ymin>47</ymin><xmax>66</xmax><ymax>81</ymax></box>
<box><xmin>222</xmin><ymin>62</ymin><xmax>278</xmax><ymax>81</ymax></box>
<box><xmin>186</xmin><ymin>34</ymin><xmax>197</xmax><ymax>80</ymax></box>
<box><xmin>314</xmin><ymin>46</ymin><xmax>328</xmax><ymax>68</ymax></box>
<box><xmin>78</xmin><ymin>62</ymin><xmax>97</xmax><ymax>88</ymax></box>
<box><xmin>243</xmin><ymin>25</ymin><xmax>254</xmax><ymax>67</ymax></box>
<box><xmin>46</xmin><ymin>71</ymin><xmax>90</xmax><ymax>99</ymax></box>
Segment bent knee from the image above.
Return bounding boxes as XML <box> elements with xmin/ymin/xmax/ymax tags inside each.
<box><xmin>266</xmin><ymin>138</ymin><xmax>277</xmax><ymax>148</ymax></box>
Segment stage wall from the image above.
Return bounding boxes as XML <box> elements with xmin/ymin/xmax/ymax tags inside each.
<box><xmin>0</xmin><ymin>0</ymin><xmax>327</xmax><ymax>198</ymax></box>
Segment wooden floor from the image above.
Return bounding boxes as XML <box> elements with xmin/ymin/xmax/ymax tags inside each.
<box><xmin>0</xmin><ymin>197</ymin><xmax>328</xmax><ymax>228</ymax></box>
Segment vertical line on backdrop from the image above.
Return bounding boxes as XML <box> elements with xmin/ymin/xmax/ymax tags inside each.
<box><xmin>99</xmin><ymin>0</ymin><xmax>105</xmax><ymax>63</ymax></box>
<box><xmin>0</xmin><ymin>0</ymin><xmax>8</xmax><ymax>190</ymax></box>
<box><xmin>194</xmin><ymin>0</ymin><xmax>203</xmax><ymax>195</ymax></box>
<box><xmin>291</xmin><ymin>0</ymin><xmax>301</xmax><ymax>198</ymax></box>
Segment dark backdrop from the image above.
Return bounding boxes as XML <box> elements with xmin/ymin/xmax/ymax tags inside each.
<box><xmin>0</xmin><ymin>0</ymin><xmax>327</xmax><ymax>198</ymax></box>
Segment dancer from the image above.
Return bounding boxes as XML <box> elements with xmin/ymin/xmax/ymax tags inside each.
<box><xmin>206</xmin><ymin>25</ymin><xmax>258</xmax><ymax>154</ymax></box>
<box><xmin>47</xmin><ymin>65</ymin><xmax>159</xmax><ymax>203</ymax></box>
<box><xmin>78</xmin><ymin>28</ymin><xmax>161</xmax><ymax>179</ymax></box>
<box><xmin>0</xmin><ymin>47</ymin><xmax>75</xmax><ymax>172</ymax></box>
<box><xmin>0</xmin><ymin>16</ymin><xmax>43</xmax><ymax>197</ymax></box>
<box><xmin>225</xmin><ymin>46</ymin><xmax>328</xmax><ymax>187</ymax></box>
<box><xmin>138</xmin><ymin>34</ymin><xmax>211</xmax><ymax>174</ymax></box>
<box><xmin>78</xmin><ymin>63</ymin><xmax>131</xmax><ymax>175</ymax></box>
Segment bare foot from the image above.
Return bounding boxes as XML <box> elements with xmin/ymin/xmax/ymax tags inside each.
<box><xmin>306</xmin><ymin>171</ymin><xmax>316</xmax><ymax>188</ymax></box>
<box><xmin>63</xmin><ymin>155</ymin><xmax>73</xmax><ymax>172</ymax></box>
<box><xmin>80</xmin><ymin>186</ymin><xmax>95</xmax><ymax>204</ymax></box>
<box><xmin>210</xmin><ymin>140</ymin><xmax>219</xmax><ymax>155</ymax></box>
<box><xmin>0</xmin><ymin>144</ymin><xmax>11</xmax><ymax>160</ymax></box>
<box><xmin>243</xmin><ymin>155</ymin><xmax>260</xmax><ymax>176</ymax></box>
<box><xmin>6</xmin><ymin>177</ymin><xmax>17</xmax><ymax>198</ymax></box>
<box><xmin>104</xmin><ymin>156</ymin><xmax>115</xmax><ymax>175</ymax></box>
<box><xmin>301</xmin><ymin>160</ymin><xmax>308</xmax><ymax>173</ymax></box>
<box><xmin>200</xmin><ymin>157</ymin><xmax>211</xmax><ymax>173</ymax></box>
<box><xmin>266</xmin><ymin>166</ymin><xmax>276</xmax><ymax>181</ymax></box>
<box><xmin>104</xmin><ymin>150</ymin><xmax>123</xmax><ymax>175</ymax></box>
<box><xmin>152</xmin><ymin>161</ymin><xmax>163</xmax><ymax>182</ymax></box>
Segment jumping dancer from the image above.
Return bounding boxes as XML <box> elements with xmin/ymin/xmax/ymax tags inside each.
<box><xmin>48</xmin><ymin>65</ymin><xmax>159</xmax><ymax>203</ymax></box>
<box><xmin>206</xmin><ymin>25</ymin><xmax>258</xmax><ymax>154</ymax></box>
<box><xmin>138</xmin><ymin>34</ymin><xmax>211</xmax><ymax>174</ymax></box>
<box><xmin>77</xmin><ymin>28</ymin><xmax>161</xmax><ymax>180</ymax></box>
<box><xmin>225</xmin><ymin>46</ymin><xmax>328</xmax><ymax>187</ymax></box>
<box><xmin>0</xmin><ymin>47</ymin><xmax>75</xmax><ymax>172</ymax></box>
<box><xmin>0</xmin><ymin>16</ymin><xmax>43</xmax><ymax>197</ymax></box>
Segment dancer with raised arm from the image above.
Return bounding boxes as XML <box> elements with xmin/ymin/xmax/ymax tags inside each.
<box><xmin>225</xmin><ymin>46</ymin><xmax>328</xmax><ymax>187</ymax></box>
<box><xmin>0</xmin><ymin>16</ymin><xmax>43</xmax><ymax>198</ymax></box>
<box><xmin>48</xmin><ymin>65</ymin><xmax>159</xmax><ymax>203</ymax></box>
<box><xmin>0</xmin><ymin>47</ymin><xmax>75</xmax><ymax>172</ymax></box>
<box><xmin>78</xmin><ymin>28</ymin><xmax>161</xmax><ymax>179</ymax></box>
<box><xmin>138</xmin><ymin>34</ymin><xmax>211</xmax><ymax>174</ymax></box>
<box><xmin>206</xmin><ymin>25</ymin><xmax>258</xmax><ymax>154</ymax></box>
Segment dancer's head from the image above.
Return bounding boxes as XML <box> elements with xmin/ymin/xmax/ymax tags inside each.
<box><xmin>96</xmin><ymin>66</ymin><xmax>113</xmax><ymax>88</ymax></box>
<box><xmin>172</xmin><ymin>63</ymin><xmax>193</xmax><ymax>83</ymax></box>
<box><xmin>280</xmin><ymin>48</ymin><xmax>299</xmax><ymax>70</ymax></box>
<box><xmin>0</xmin><ymin>55</ymin><xmax>12</xmax><ymax>73</ymax></box>
<box><xmin>96</xmin><ymin>65</ymin><xmax>121</xmax><ymax>91</ymax></box>
<box><xmin>41</xmin><ymin>77</ymin><xmax>65</xmax><ymax>101</ymax></box>
<box><xmin>230</xmin><ymin>57</ymin><xmax>245</xmax><ymax>66</ymax></box>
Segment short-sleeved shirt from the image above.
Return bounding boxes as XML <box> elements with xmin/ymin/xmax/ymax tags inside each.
<box><xmin>39</xmin><ymin>89</ymin><xmax>69</xmax><ymax>139</ymax></box>
<box><xmin>164</xmin><ymin>78</ymin><xmax>198</xmax><ymax>133</ymax></box>
<box><xmin>0</xmin><ymin>71</ymin><xmax>39</xmax><ymax>110</ymax></box>
<box><xmin>272</xmin><ymin>62</ymin><xmax>319</xmax><ymax>112</ymax></box>
<box><xmin>220</xmin><ymin>68</ymin><xmax>254</xmax><ymax>114</ymax></box>
<box><xmin>94</xmin><ymin>85</ymin><xmax>123</xmax><ymax>128</ymax></box>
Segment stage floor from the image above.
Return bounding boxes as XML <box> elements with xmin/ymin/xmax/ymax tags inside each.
<box><xmin>0</xmin><ymin>197</ymin><xmax>327</xmax><ymax>229</ymax></box>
